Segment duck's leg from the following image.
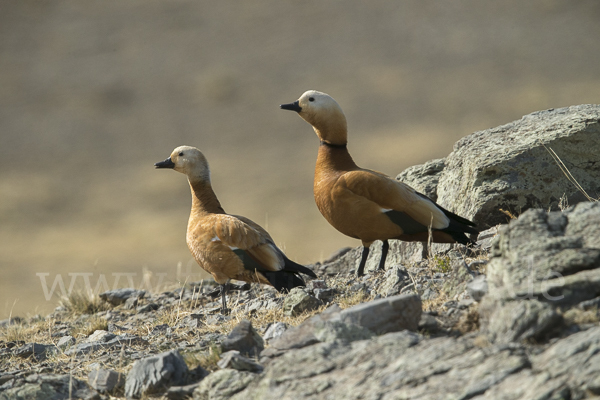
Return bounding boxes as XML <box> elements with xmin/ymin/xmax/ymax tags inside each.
<box><xmin>356</xmin><ymin>246</ymin><xmax>370</xmax><ymax>277</ymax></box>
<box><xmin>378</xmin><ymin>240</ymin><xmax>390</xmax><ymax>271</ymax></box>
<box><xmin>220</xmin><ymin>281</ymin><xmax>230</xmax><ymax>315</ymax></box>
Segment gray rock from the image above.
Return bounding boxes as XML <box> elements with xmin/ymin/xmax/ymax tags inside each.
<box><xmin>217</xmin><ymin>350</ymin><xmax>264</xmax><ymax>373</ymax></box>
<box><xmin>377</xmin><ymin>264</ymin><xmax>410</xmax><ymax>297</ymax></box>
<box><xmin>262</xmin><ymin>322</ymin><xmax>288</xmax><ymax>343</ymax></box>
<box><xmin>99</xmin><ymin>288</ymin><xmax>146</xmax><ymax>306</ymax></box>
<box><xmin>14</xmin><ymin>343</ymin><xmax>55</xmax><ymax>361</ymax></box>
<box><xmin>396</xmin><ymin>158</ymin><xmax>445</xmax><ymax>201</ymax></box>
<box><xmin>418</xmin><ymin>313</ymin><xmax>440</xmax><ymax>333</ymax></box>
<box><xmin>313</xmin><ymin>288</ymin><xmax>335</xmax><ymax>303</ymax></box>
<box><xmin>467</xmin><ymin>275</ymin><xmax>488</xmax><ymax>302</ymax></box>
<box><xmin>339</xmin><ymin>293</ymin><xmax>422</xmax><ymax>334</ymax></box>
<box><xmin>221</xmin><ymin>320</ymin><xmax>264</xmax><ymax>357</ymax></box>
<box><xmin>65</xmin><ymin>334</ymin><xmax>148</xmax><ymax>356</ymax></box>
<box><xmin>0</xmin><ymin>374</ymin><xmax>99</xmax><ymax>400</ymax></box>
<box><xmin>283</xmin><ymin>287</ymin><xmax>323</xmax><ymax>317</ymax></box>
<box><xmin>486</xmin><ymin>299</ymin><xmax>562</xmax><ymax>344</ymax></box>
<box><xmin>312</xmin><ymin>320</ymin><xmax>373</xmax><ymax>343</ymax></box>
<box><xmin>124</xmin><ymin>349</ymin><xmax>188</xmax><ymax>398</ymax></box>
<box><xmin>87</xmin><ymin>329</ymin><xmax>116</xmax><ymax>343</ymax></box>
<box><xmin>88</xmin><ymin>368</ymin><xmax>124</xmax><ymax>393</ymax></box>
<box><xmin>268</xmin><ymin>305</ymin><xmax>342</xmax><ymax>351</ymax></box>
<box><xmin>480</xmin><ymin>202</ymin><xmax>600</xmax><ymax>343</ymax></box>
<box><xmin>0</xmin><ymin>317</ymin><xmax>22</xmax><ymax>328</ymax></box>
<box><xmin>166</xmin><ymin>383</ymin><xmax>202</xmax><ymax>400</ymax></box>
<box><xmin>56</xmin><ymin>335</ymin><xmax>76</xmax><ymax>350</ymax></box>
<box><xmin>436</xmin><ymin>105</ymin><xmax>600</xmax><ymax>229</ymax></box>
<box><xmin>193</xmin><ymin>369</ymin><xmax>256</xmax><ymax>400</ymax></box>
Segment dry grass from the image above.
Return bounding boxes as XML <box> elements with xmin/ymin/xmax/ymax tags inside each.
<box><xmin>59</xmin><ymin>291</ymin><xmax>111</xmax><ymax>316</ymax></box>
<box><xmin>183</xmin><ymin>342</ymin><xmax>222</xmax><ymax>372</ymax></box>
<box><xmin>70</xmin><ymin>315</ymin><xmax>109</xmax><ymax>338</ymax></box>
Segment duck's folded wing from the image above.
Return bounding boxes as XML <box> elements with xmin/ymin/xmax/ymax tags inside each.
<box><xmin>337</xmin><ymin>170</ymin><xmax>450</xmax><ymax>229</ymax></box>
<box><xmin>210</xmin><ymin>214</ymin><xmax>284</xmax><ymax>272</ymax></box>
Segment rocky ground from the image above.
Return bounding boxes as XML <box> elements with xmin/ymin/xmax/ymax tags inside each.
<box><xmin>1</xmin><ymin>105</ymin><xmax>599</xmax><ymax>399</ymax></box>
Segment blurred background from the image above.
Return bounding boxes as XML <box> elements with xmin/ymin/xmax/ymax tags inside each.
<box><xmin>2</xmin><ymin>0</ymin><xmax>600</xmax><ymax>319</ymax></box>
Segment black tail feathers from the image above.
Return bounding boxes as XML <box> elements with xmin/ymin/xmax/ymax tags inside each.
<box><xmin>264</xmin><ymin>256</ymin><xmax>317</xmax><ymax>293</ymax></box>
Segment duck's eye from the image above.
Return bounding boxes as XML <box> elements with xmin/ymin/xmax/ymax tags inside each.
<box><xmin>309</xmin><ymin>97</ymin><xmax>315</xmax><ymax>102</ymax></box>
<box><xmin>179</xmin><ymin>152</ymin><xmax>184</xmax><ymax>156</ymax></box>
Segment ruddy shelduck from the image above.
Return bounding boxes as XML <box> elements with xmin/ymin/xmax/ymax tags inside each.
<box><xmin>280</xmin><ymin>90</ymin><xmax>479</xmax><ymax>276</ymax></box>
<box><xmin>155</xmin><ymin>145</ymin><xmax>317</xmax><ymax>313</ymax></box>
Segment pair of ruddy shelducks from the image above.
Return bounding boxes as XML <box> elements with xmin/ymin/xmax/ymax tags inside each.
<box><xmin>156</xmin><ymin>90</ymin><xmax>479</xmax><ymax>314</ymax></box>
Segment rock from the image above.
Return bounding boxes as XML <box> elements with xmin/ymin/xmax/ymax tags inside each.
<box><xmin>87</xmin><ymin>329</ymin><xmax>116</xmax><ymax>343</ymax></box>
<box><xmin>166</xmin><ymin>383</ymin><xmax>202</xmax><ymax>400</ymax></box>
<box><xmin>313</xmin><ymin>288</ymin><xmax>335</xmax><ymax>303</ymax></box>
<box><xmin>0</xmin><ymin>374</ymin><xmax>99</xmax><ymax>400</ymax></box>
<box><xmin>88</xmin><ymin>368</ymin><xmax>124</xmax><ymax>393</ymax></box>
<box><xmin>435</xmin><ymin>105</ymin><xmax>600</xmax><ymax>228</ymax></box>
<box><xmin>193</xmin><ymin>369</ymin><xmax>256</xmax><ymax>400</ymax></box>
<box><xmin>56</xmin><ymin>335</ymin><xmax>76</xmax><ymax>350</ymax></box>
<box><xmin>262</xmin><ymin>322</ymin><xmax>288</xmax><ymax>343</ymax></box>
<box><xmin>217</xmin><ymin>350</ymin><xmax>264</xmax><ymax>373</ymax></box>
<box><xmin>99</xmin><ymin>288</ymin><xmax>146</xmax><ymax>306</ymax></box>
<box><xmin>65</xmin><ymin>334</ymin><xmax>148</xmax><ymax>356</ymax></box>
<box><xmin>14</xmin><ymin>343</ymin><xmax>55</xmax><ymax>361</ymax></box>
<box><xmin>377</xmin><ymin>264</ymin><xmax>410</xmax><ymax>297</ymax></box>
<box><xmin>282</xmin><ymin>287</ymin><xmax>323</xmax><ymax>317</ymax></box>
<box><xmin>221</xmin><ymin>320</ymin><xmax>264</xmax><ymax>357</ymax></box>
<box><xmin>467</xmin><ymin>275</ymin><xmax>488</xmax><ymax>302</ymax></box>
<box><xmin>486</xmin><ymin>299</ymin><xmax>562</xmax><ymax>344</ymax></box>
<box><xmin>312</xmin><ymin>320</ymin><xmax>373</xmax><ymax>343</ymax></box>
<box><xmin>396</xmin><ymin>158</ymin><xmax>445</xmax><ymax>201</ymax></box>
<box><xmin>124</xmin><ymin>349</ymin><xmax>188</xmax><ymax>398</ymax></box>
<box><xmin>306</xmin><ymin>280</ymin><xmax>328</xmax><ymax>291</ymax></box>
<box><xmin>418</xmin><ymin>313</ymin><xmax>440</xmax><ymax>333</ymax></box>
<box><xmin>268</xmin><ymin>305</ymin><xmax>342</xmax><ymax>351</ymax></box>
<box><xmin>0</xmin><ymin>317</ymin><xmax>22</xmax><ymax>328</ymax></box>
<box><xmin>480</xmin><ymin>202</ymin><xmax>600</xmax><ymax>343</ymax></box>
<box><xmin>339</xmin><ymin>293</ymin><xmax>422</xmax><ymax>334</ymax></box>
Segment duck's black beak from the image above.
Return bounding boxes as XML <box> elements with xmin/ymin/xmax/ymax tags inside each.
<box><xmin>154</xmin><ymin>157</ymin><xmax>175</xmax><ymax>169</ymax></box>
<box><xmin>280</xmin><ymin>100</ymin><xmax>302</xmax><ymax>113</ymax></box>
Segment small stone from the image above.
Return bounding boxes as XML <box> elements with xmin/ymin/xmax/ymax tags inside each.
<box><xmin>87</xmin><ymin>330</ymin><xmax>116</xmax><ymax>343</ymax></box>
<box><xmin>124</xmin><ymin>296</ymin><xmax>138</xmax><ymax>309</ymax></box>
<box><xmin>418</xmin><ymin>313</ymin><xmax>440</xmax><ymax>332</ymax></box>
<box><xmin>221</xmin><ymin>320</ymin><xmax>264</xmax><ymax>357</ymax></box>
<box><xmin>217</xmin><ymin>350</ymin><xmax>264</xmax><ymax>373</ymax></box>
<box><xmin>467</xmin><ymin>275</ymin><xmax>488</xmax><ymax>302</ymax></box>
<box><xmin>307</xmin><ymin>280</ymin><xmax>328</xmax><ymax>291</ymax></box>
<box><xmin>136</xmin><ymin>302</ymin><xmax>160</xmax><ymax>313</ymax></box>
<box><xmin>99</xmin><ymin>288</ymin><xmax>146</xmax><ymax>306</ymax></box>
<box><xmin>56</xmin><ymin>336</ymin><xmax>76</xmax><ymax>350</ymax></box>
<box><xmin>340</xmin><ymin>293</ymin><xmax>422</xmax><ymax>334</ymax></box>
<box><xmin>124</xmin><ymin>349</ymin><xmax>188</xmax><ymax>398</ymax></box>
<box><xmin>283</xmin><ymin>287</ymin><xmax>323</xmax><ymax>317</ymax></box>
<box><xmin>166</xmin><ymin>383</ymin><xmax>202</xmax><ymax>400</ymax></box>
<box><xmin>314</xmin><ymin>288</ymin><xmax>335</xmax><ymax>303</ymax></box>
<box><xmin>88</xmin><ymin>368</ymin><xmax>124</xmax><ymax>393</ymax></box>
<box><xmin>262</xmin><ymin>322</ymin><xmax>288</xmax><ymax>342</ymax></box>
<box><xmin>14</xmin><ymin>343</ymin><xmax>55</xmax><ymax>361</ymax></box>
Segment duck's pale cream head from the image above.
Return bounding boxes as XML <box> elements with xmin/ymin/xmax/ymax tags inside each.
<box><xmin>280</xmin><ymin>90</ymin><xmax>348</xmax><ymax>146</ymax></box>
<box><xmin>155</xmin><ymin>145</ymin><xmax>211</xmax><ymax>183</ymax></box>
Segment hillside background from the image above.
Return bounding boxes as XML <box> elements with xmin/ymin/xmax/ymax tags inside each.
<box><xmin>2</xmin><ymin>0</ymin><xmax>600</xmax><ymax>319</ymax></box>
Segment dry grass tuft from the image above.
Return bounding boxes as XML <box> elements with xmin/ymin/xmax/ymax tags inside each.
<box><xmin>59</xmin><ymin>291</ymin><xmax>111</xmax><ymax>316</ymax></box>
<box><xmin>183</xmin><ymin>342</ymin><xmax>222</xmax><ymax>372</ymax></box>
<box><xmin>563</xmin><ymin>307</ymin><xmax>599</xmax><ymax>326</ymax></box>
<box><xmin>71</xmin><ymin>315</ymin><xmax>109</xmax><ymax>338</ymax></box>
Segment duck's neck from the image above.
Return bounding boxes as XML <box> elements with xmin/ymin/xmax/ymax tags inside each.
<box><xmin>188</xmin><ymin>179</ymin><xmax>225</xmax><ymax>216</ymax></box>
<box><xmin>316</xmin><ymin>141</ymin><xmax>359</xmax><ymax>173</ymax></box>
